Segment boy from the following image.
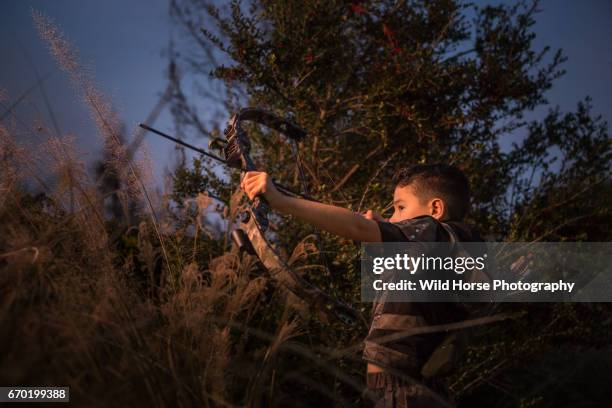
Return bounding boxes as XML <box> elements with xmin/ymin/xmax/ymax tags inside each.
<box><xmin>241</xmin><ymin>164</ymin><xmax>481</xmax><ymax>407</ymax></box>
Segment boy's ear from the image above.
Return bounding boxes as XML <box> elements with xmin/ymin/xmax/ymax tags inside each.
<box><xmin>429</xmin><ymin>198</ymin><xmax>446</xmax><ymax>220</ymax></box>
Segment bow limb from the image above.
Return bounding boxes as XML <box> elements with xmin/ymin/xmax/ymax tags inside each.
<box><xmin>241</xmin><ymin>208</ymin><xmax>362</xmax><ymax>326</ymax></box>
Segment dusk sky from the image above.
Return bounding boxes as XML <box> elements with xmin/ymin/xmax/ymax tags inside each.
<box><xmin>1</xmin><ymin>0</ymin><xmax>611</xmax><ymax>191</ymax></box>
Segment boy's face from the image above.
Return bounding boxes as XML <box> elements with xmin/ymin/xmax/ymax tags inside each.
<box><xmin>388</xmin><ymin>183</ymin><xmax>444</xmax><ymax>222</ymax></box>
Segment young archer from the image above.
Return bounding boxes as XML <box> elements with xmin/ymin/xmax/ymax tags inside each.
<box><xmin>241</xmin><ymin>164</ymin><xmax>481</xmax><ymax>407</ymax></box>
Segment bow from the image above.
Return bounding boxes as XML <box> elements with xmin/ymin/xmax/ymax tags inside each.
<box><xmin>222</xmin><ymin>108</ymin><xmax>361</xmax><ymax>326</ymax></box>
<box><xmin>140</xmin><ymin>108</ymin><xmax>362</xmax><ymax>326</ymax></box>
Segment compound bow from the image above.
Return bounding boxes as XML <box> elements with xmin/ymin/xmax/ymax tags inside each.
<box><xmin>140</xmin><ymin>108</ymin><xmax>362</xmax><ymax>326</ymax></box>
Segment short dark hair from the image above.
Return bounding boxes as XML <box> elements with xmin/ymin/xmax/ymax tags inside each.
<box><xmin>392</xmin><ymin>164</ymin><xmax>470</xmax><ymax>221</ymax></box>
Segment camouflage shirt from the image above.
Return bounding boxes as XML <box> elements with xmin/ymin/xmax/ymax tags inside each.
<box><xmin>363</xmin><ymin>215</ymin><xmax>482</xmax><ymax>374</ymax></box>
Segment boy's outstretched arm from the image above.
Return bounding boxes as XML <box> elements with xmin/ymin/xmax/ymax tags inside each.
<box><xmin>241</xmin><ymin>171</ymin><xmax>382</xmax><ymax>242</ymax></box>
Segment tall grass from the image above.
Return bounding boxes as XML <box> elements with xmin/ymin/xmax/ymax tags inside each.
<box><xmin>32</xmin><ymin>10</ymin><xmax>173</xmax><ymax>281</ymax></box>
<box><xmin>0</xmin><ymin>11</ymin><xmax>334</xmax><ymax>407</ymax></box>
<box><xmin>0</xmin><ymin>130</ymin><xmax>364</xmax><ymax>405</ymax></box>
<box><xmin>0</xmin><ymin>114</ymin><xmax>321</xmax><ymax>405</ymax></box>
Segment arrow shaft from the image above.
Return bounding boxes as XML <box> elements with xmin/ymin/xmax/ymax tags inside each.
<box><xmin>139</xmin><ymin>123</ymin><xmax>319</xmax><ymax>202</ymax></box>
<box><xmin>139</xmin><ymin>123</ymin><xmax>227</xmax><ymax>165</ymax></box>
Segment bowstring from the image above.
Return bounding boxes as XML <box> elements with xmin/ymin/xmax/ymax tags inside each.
<box><xmin>289</xmin><ymin>139</ymin><xmax>338</xmax><ymax>288</ymax></box>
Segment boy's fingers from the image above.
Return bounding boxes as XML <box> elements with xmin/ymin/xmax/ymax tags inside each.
<box><xmin>362</xmin><ymin>210</ymin><xmax>374</xmax><ymax>220</ymax></box>
<box><xmin>244</xmin><ymin>171</ymin><xmax>263</xmax><ymax>180</ymax></box>
<box><xmin>244</xmin><ymin>176</ymin><xmax>261</xmax><ymax>190</ymax></box>
<box><xmin>244</xmin><ymin>183</ymin><xmax>256</xmax><ymax>199</ymax></box>
<box><xmin>241</xmin><ymin>172</ymin><xmax>260</xmax><ymax>187</ymax></box>
<box><xmin>243</xmin><ymin>177</ymin><xmax>266</xmax><ymax>200</ymax></box>
<box><xmin>241</xmin><ymin>172</ymin><xmax>273</xmax><ymax>202</ymax></box>
<box><xmin>241</xmin><ymin>172</ymin><xmax>255</xmax><ymax>186</ymax></box>
<box><xmin>361</xmin><ymin>210</ymin><xmax>387</xmax><ymax>222</ymax></box>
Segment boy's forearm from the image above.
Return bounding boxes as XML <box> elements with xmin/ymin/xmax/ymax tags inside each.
<box><xmin>273</xmin><ymin>195</ymin><xmax>381</xmax><ymax>242</ymax></box>
<box><xmin>240</xmin><ymin>171</ymin><xmax>381</xmax><ymax>241</ymax></box>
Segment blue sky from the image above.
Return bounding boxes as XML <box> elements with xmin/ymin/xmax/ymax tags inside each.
<box><xmin>1</xmin><ymin>0</ymin><xmax>611</xmax><ymax>190</ymax></box>
<box><xmin>1</xmin><ymin>0</ymin><xmax>174</xmax><ymax>184</ymax></box>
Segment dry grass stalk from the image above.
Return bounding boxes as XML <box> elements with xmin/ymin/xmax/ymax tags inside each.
<box><xmin>32</xmin><ymin>9</ymin><xmax>174</xmax><ymax>279</ymax></box>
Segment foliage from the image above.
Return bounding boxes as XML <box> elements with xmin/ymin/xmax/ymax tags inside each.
<box><xmin>166</xmin><ymin>0</ymin><xmax>611</xmax><ymax>405</ymax></box>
